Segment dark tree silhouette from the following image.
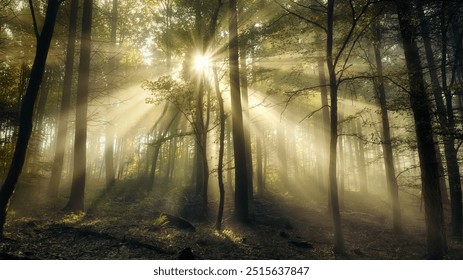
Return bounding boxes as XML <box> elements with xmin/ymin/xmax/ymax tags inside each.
<box><xmin>396</xmin><ymin>0</ymin><xmax>447</xmax><ymax>259</ymax></box>
<box><xmin>326</xmin><ymin>0</ymin><xmax>344</xmax><ymax>255</ymax></box>
<box><xmin>372</xmin><ymin>20</ymin><xmax>402</xmax><ymax>233</ymax></box>
<box><xmin>0</xmin><ymin>0</ymin><xmax>62</xmax><ymax>237</ymax></box>
<box><xmin>47</xmin><ymin>0</ymin><xmax>78</xmax><ymax>199</ymax></box>
<box><xmin>105</xmin><ymin>0</ymin><xmax>118</xmax><ymax>190</ymax></box>
<box><xmin>229</xmin><ymin>0</ymin><xmax>249</xmax><ymax>222</ymax></box>
<box><xmin>63</xmin><ymin>0</ymin><xmax>93</xmax><ymax>213</ymax></box>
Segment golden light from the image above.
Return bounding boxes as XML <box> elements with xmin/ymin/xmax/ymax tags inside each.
<box><xmin>194</xmin><ymin>54</ymin><xmax>211</xmax><ymax>72</ymax></box>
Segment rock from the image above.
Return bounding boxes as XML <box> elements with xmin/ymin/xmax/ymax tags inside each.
<box><xmin>279</xmin><ymin>231</ymin><xmax>289</xmax><ymax>238</ymax></box>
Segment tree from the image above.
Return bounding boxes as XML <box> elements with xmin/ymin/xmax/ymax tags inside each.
<box><xmin>229</xmin><ymin>0</ymin><xmax>249</xmax><ymax>222</ymax></box>
<box><xmin>0</xmin><ymin>0</ymin><xmax>62</xmax><ymax>237</ymax></box>
<box><xmin>416</xmin><ymin>1</ymin><xmax>462</xmax><ymax>239</ymax></box>
<box><xmin>104</xmin><ymin>0</ymin><xmax>118</xmax><ymax>190</ymax></box>
<box><xmin>63</xmin><ymin>0</ymin><xmax>94</xmax><ymax>213</ymax></box>
<box><xmin>213</xmin><ymin>66</ymin><xmax>226</xmax><ymax>230</ymax></box>
<box><xmin>395</xmin><ymin>0</ymin><xmax>447</xmax><ymax>259</ymax></box>
<box><xmin>47</xmin><ymin>0</ymin><xmax>79</xmax><ymax>199</ymax></box>
<box><xmin>371</xmin><ymin>19</ymin><xmax>402</xmax><ymax>233</ymax></box>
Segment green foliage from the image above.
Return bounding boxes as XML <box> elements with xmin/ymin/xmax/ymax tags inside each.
<box><xmin>152</xmin><ymin>213</ymin><xmax>169</xmax><ymax>230</ymax></box>
<box><xmin>143</xmin><ymin>75</ymin><xmax>195</xmax><ymax>112</ymax></box>
<box><xmin>214</xmin><ymin>229</ymin><xmax>243</xmax><ymax>243</ymax></box>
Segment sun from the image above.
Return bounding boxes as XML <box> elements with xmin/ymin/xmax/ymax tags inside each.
<box><xmin>194</xmin><ymin>54</ymin><xmax>211</xmax><ymax>73</ymax></box>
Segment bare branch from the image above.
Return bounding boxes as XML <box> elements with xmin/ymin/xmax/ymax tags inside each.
<box><xmin>299</xmin><ymin>105</ymin><xmax>330</xmax><ymax>123</ymax></box>
<box><xmin>28</xmin><ymin>0</ymin><xmax>39</xmax><ymax>40</ymax></box>
<box><xmin>273</xmin><ymin>0</ymin><xmax>327</xmax><ymax>32</ymax></box>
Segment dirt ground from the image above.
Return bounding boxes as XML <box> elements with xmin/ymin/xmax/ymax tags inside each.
<box><xmin>1</xmin><ymin>181</ymin><xmax>462</xmax><ymax>260</ymax></box>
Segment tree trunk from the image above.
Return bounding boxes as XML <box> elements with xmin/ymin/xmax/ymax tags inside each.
<box><xmin>105</xmin><ymin>124</ymin><xmax>116</xmax><ymax>189</ymax></box>
<box><xmin>326</xmin><ymin>0</ymin><xmax>344</xmax><ymax>254</ymax></box>
<box><xmin>214</xmin><ymin>68</ymin><xmax>226</xmax><ymax>230</ymax></box>
<box><xmin>63</xmin><ymin>0</ymin><xmax>93</xmax><ymax>213</ymax></box>
<box><xmin>0</xmin><ymin>0</ymin><xmax>61</xmax><ymax>237</ymax></box>
<box><xmin>277</xmin><ymin>122</ymin><xmax>288</xmax><ymax>187</ymax></box>
<box><xmin>104</xmin><ymin>0</ymin><xmax>118</xmax><ymax>190</ymax></box>
<box><xmin>239</xmin><ymin>42</ymin><xmax>253</xmax><ymax>200</ymax></box>
<box><xmin>372</xmin><ymin>21</ymin><xmax>402</xmax><ymax>233</ymax></box>
<box><xmin>354</xmin><ymin>119</ymin><xmax>367</xmax><ymax>193</ymax></box>
<box><xmin>229</xmin><ymin>0</ymin><xmax>249</xmax><ymax>223</ymax></box>
<box><xmin>256</xmin><ymin>130</ymin><xmax>264</xmax><ymax>197</ymax></box>
<box><xmin>396</xmin><ymin>0</ymin><xmax>447</xmax><ymax>259</ymax></box>
<box><xmin>418</xmin><ymin>1</ymin><xmax>463</xmax><ymax>239</ymax></box>
<box><xmin>47</xmin><ymin>0</ymin><xmax>77</xmax><ymax>198</ymax></box>
<box><xmin>318</xmin><ymin>57</ymin><xmax>330</xmax><ymax>192</ymax></box>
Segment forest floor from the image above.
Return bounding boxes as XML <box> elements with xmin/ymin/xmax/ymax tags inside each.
<box><xmin>1</xmin><ymin>178</ymin><xmax>463</xmax><ymax>260</ymax></box>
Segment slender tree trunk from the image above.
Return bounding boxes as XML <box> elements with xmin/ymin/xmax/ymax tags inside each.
<box><xmin>104</xmin><ymin>0</ymin><xmax>118</xmax><ymax>190</ymax></box>
<box><xmin>194</xmin><ymin>81</ymin><xmax>205</xmax><ymax>197</ymax></box>
<box><xmin>0</xmin><ymin>0</ymin><xmax>61</xmax><ymax>237</ymax></box>
<box><xmin>47</xmin><ymin>0</ymin><xmax>77</xmax><ymax>197</ymax></box>
<box><xmin>226</xmin><ymin>119</ymin><xmax>233</xmax><ymax>192</ymax></box>
<box><xmin>326</xmin><ymin>0</ymin><xmax>344</xmax><ymax>254</ymax></box>
<box><xmin>396</xmin><ymin>0</ymin><xmax>447</xmax><ymax>259</ymax></box>
<box><xmin>214</xmin><ymin>68</ymin><xmax>226</xmax><ymax>230</ymax></box>
<box><xmin>420</xmin><ymin>1</ymin><xmax>463</xmax><ymax>239</ymax></box>
<box><xmin>229</xmin><ymin>0</ymin><xmax>249</xmax><ymax>222</ymax></box>
<box><xmin>372</xmin><ymin>21</ymin><xmax>402</xmax><ymax>232</ymax></box>
<box><xmin>318</xmin><ymin>57</ymin><xmax>330</xmax><ymax>192</ymax></box>
<box><xmin>240</xmin><ymin>42</ymin><xmax>253</xmax><ymax>200</ymax></box>
<box><xmin>277</xmin><ymin>122</ymin><xmax>288</xmax><ymax>187</ymax></box>
<box><xmin>149</xmin><ymin>109</ymin><xmax>178</xmax><ymax>189</ymax></box>
<box><xmin>354</xmin><ymin>119</ymin><xmax>367</xmax><ymax>193</ymax></box>
<box><xmin>105</xmin><ymin>124</ymin><xmax>116</xmax><ymax>188</ymax></box>
<box><xmin>63</xmin><ymin>0</ymin><xmax>93</xmax><ymax>213</ymax></box>
<box><xmin>256</xmin><ymin>130</ymin><xmax>264</xmax><ymax>197</ymax></box>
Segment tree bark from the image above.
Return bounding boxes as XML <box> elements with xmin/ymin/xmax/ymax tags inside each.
<box><xmin>47</xmin><ymin>0</ymin><xmax>77</xmax><ymax>197</ymax></box>
<box><xmin>372</xmin><ymin>21</ymin><xmax>402</xmax><ymax>233</ymax></box>
<box><xmin>396</xmin><ymin>0</ymin><xmax>447</xmax><ymax>259</ymax></box>
<box><xmin>416</xmin><ymin>1</ymin><xmax>463</xmax><ymax>239</ymax></box>
<box><xmin>63</xmin><ymin>0</ymin><xmax>93</xmax><ymax>213</ymax></box>
<box><xmin>326</xmin><ymin>0</ymin><xmax>344</xmax><ymax>254</ymax></box>
<box><xmin>239</xmin><ymin>42</ymin><xmax>254</xmax><ymax>200</ymax></box>
<box><xmin>104</xmin><ymin>0</ymin><xmax>118</xmax><ymax>190</ymax></box>
<box><xmin>0</xmin><ymin>0</ymin><xmax>61</xmax><ymax>237</ymax></box>
<box><xmin>229</xmin><ymin>0</ymin><xmax>249</xmax><ymax>222</ymax></box>
<box><xmin>214</xmin><ymin>68</ymin><xmax>226</xmax><ymax>230</ymax></box>
<box><xmin>317</xmin><ymin>57</ymin><xmax>329</xmax><ymax>192</ymax></box>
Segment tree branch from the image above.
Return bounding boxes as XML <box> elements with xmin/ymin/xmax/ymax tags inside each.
<box><xmin>28</xmin><ymin>0</ymin><xmax>40</xmax><ymax>40</ymax></box>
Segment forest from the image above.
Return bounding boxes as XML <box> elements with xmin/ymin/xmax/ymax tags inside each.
<box><xmin>1</xmin><ymin>0</ymin><xmax>463</xmax><ymax>260</ymax></box>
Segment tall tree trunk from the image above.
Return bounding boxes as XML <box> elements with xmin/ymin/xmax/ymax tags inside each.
<box><xmin>256</xmin><ymin>130</ymin><xmax>264</xmax><ymax>197</ymax></box>
<box><xmin>63</xmin><ymin>0</ymin><xmax>93</xmax><ymax>213</ymax></box>
<box><xmin>104</xmin><ymin>0</ymin><xmax>118</xmax><ymax>190</ymax></box>
<box><xmin>277</xmin><ymin>122</ymin><xmax>288</xmax><ymax>187</ymax></box>
<box><xmin>318</xmin><ymin>57</ymin><xmax>330</xmax><ymax>192</ymax></box>
<box><xmin>421</xmin><ymin>1</ymin><xmax>463</xmax><ymax>239</ymax></box>
<box><xmin>326</xmin><ymin>0</ymin><xmax>344</xmax><ymax>254</ymax></box>
<box><xmin>239</xmin><ymin>42</ymin><xmax>253</xmax><ymax>200</ymax></box>
<box><xmin>229</xmin><ymin>0</ymin><xmax>248</xmax><ymax>223</ymax></box>
<box><xmin>47</xmin><ymin>0</ymin><xmax>77</xmax><ymax>197</ymax></box>
<box><xmin>194</xmin><ymin>82</ymin><xmax>205</xmax><ymax>199</ymax></box>
<box><xmin>354</xmin><ymin>119</ymin><xmax>367</xmax><ymax>193</ymax></box>
<box><xmin>396</xmin><ymin>0</ymin><xmax>447</xmax><ymax>259</ymax></box>
<box><xmin>214</xmin><ymin>68</ymin><xmax>226</xmax><ymax>230</ymax></box>
<box><xmin>372</xmin><ymin>21</ymin><xmax>402</xmax><ymax>233</ymax></box>
<box><xmin>0</xmin><ymin>0</ymin><xmax>61</xmax><ymax>237</ymax></box>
